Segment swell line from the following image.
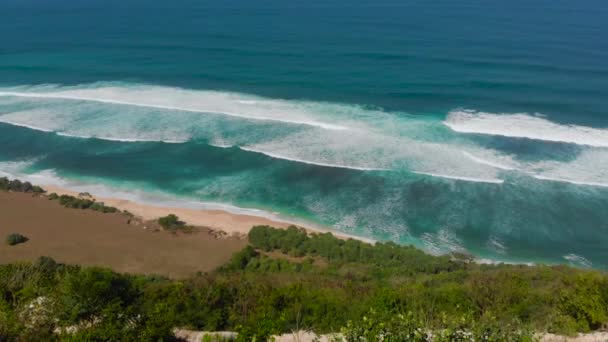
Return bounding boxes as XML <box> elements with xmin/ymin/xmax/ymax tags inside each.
<box><xmin>0</xmin><ymin>91</ymin><xmax>348</xmax><ymax>131</ymax></box>
<box><xmin>444</xmin><ymin>110</ymin><xmax>608</xmax><ymax>148</ymax></box>
<box><xmin>412</xmin><ymin>171</ymin><xmax>504</xmax><ymax>184</ymax></box>
<box><xmin>239</xmin><ymin>146</ymin><xmax>391</xmax><ymax>171</ymax></box>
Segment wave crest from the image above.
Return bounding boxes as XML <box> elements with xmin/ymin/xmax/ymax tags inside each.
<box><xmin>444</xmin><ymin>109</ymin><xmax>608</xmax><ymax>147</ymax></box>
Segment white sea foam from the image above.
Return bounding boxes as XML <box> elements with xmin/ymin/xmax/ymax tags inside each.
<box><xmin>462</xmin><ymin>151</ymin><xmax>517</xmax><ymax>171</ymax></box>
<box><xmin>445</xmin><ymin>109</ymin><xmax>608</xmax><ymax>147</ymax></box>
<box><xmin>529</xmin><ymin>149</ymin><xmax>608</xmax><ymax>188</ymax></box>
<box><xmin>0</xmin><ymin>88</ymin><xmax>348</xmax><ymax>131</ymax></box>
<box><xmin>209</xmin><ymin>143</ymin><xmax>234</xmax><ymax>149</ymax></box>
<box><xmin>50</xmin><ymin>131</ymin><xmax>188</xmax><ymax>143</ymax></box>
<box><xmin>533</xmin><ymin>175</ymin><xmax>608</xmax><ymax>188</ymax></box>
<box><xmin>0</xmin><ymin>160</ymin><xmax>39</xmax><ymax>178</ymax></box>
<box><xmin>4</xmin><ymin>82</ymin><xmax>608</xmax><ymax>188</ymax></box>
<box><xmin>563</xmin><ymin>253</ymin><xmax>592</xmax><ymax>268</ymax></box>
<box><xmin>421</xmin><ymin>229</ymin><xmax>467</xmax><ymax>255</ymax></box>
<box><xmin>487</xmin><ymin>236</ymin><xmax>507</xmax><ymax>255</ymax></box>
<box><xmin>240</xmin><ymin>146</ymin><xmax>391</xmax><ymax>171</ymax></box>
<box><xmin>412</xmin><ymin>171</ymin><xmax>504</xmax><ymax>184</ymax></box>
<box><xmin>0</xmin><ymin>119</ymin><xmax>54</xmax><ymax>133</ymax></box>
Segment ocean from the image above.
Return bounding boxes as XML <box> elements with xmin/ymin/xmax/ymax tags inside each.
<box><xmin>1</xmin><ymin>0</ymin><xmax>607</xmax><ymax>268</ymax></box>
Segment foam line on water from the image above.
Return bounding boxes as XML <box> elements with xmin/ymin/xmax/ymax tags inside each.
<box><xmin>4</xmin><ymin>83</ymin><xmax>608</xmax><ymax>189</ymax></box>
<box><xmin>0</xmin><ymin>119</ymin><xmax>54</xmax><ymax>133</ymax></box>
<box><xmin>56</xmin><ymin>131</ymin><xmax>188</xmax><ymax>144</ymax></box>
<box><xmin>412</xmin><ymin>171</ymin><xmax>504</xmax><ymax>184</ymax></box>
<box><xmin>0</xmin><ymin>91</ymin><xmax>348</xmax><ymax>131</ymax></box>
<box><xmin>461</xmin><ymin>151</ymin><xmax>517</xmax><ymax>171</ymax></box>
<box><xmin>444</xmin><ymin>109</ymin><xmax>608</xmax><ymax>147</ymax></box>
<box><xmin>239</xmin><ymin>146</ymin><xmax>392</xmax><ymax>171</ymax></box>
<box><xmin>563</xmin><ymin>253</ymin><xmax>592</xmax><ymax>268</ymax></box>
<box><xmin>533</xmin><ymin>175</ymin><xmax>608</xmax><ymax>188</ymax></box>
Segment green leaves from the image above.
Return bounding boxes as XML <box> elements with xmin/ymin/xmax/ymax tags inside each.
<box><xmin>157</xmin><ymin>214</ymin><xmax>186</xmax><ymax>230</ymax></box>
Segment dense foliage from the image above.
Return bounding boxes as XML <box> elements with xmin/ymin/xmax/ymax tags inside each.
<box><xmin>5</xmin><ymin>233</ymin><xmax>28</xmax><ymax>246</ymax></box>
<box><xmin>1</xmin><ymin>226</ymin><xmax>607</xmax><ymax>341</ymax></box>
<box><xmin>249</xmin><ymin>225</ymin><xmax>462</xmax><ymax>275</ymax></box>
<box><xmin>0</xmin><ymin>177</ymin><xmax>44</xmax><ymax>194</ymax></box>
<box><xmin>0</xmin><ymin>257</ymin><xmax>174</xmax><ymax>341</ymax></box>
<box><xmin>157</xmin><ymin>214</ymin><xmax>185</xmax><ymax>230</ymax></box>
<box><xmin>47</xmin><ymin>193</ymin><xmax>120</xmax><ymax>214</ymax></box>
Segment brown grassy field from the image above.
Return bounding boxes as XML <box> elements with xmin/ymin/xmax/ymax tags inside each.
<box><xmin>0</xmin><ymin>192</ymin><xmax>247</xmax><ymax>278</ymax></box>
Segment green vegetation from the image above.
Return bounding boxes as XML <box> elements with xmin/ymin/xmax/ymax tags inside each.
<box><xmin>0</xmin><ymin>177</ymin><xmax>44</xmax><ymax>194</ymax></box>
<box><xmin>5</xmin><ymin>233</ymin><xmax>28</xmax><ymax>246</ymax></box>
<box><xmin>157</xmin><ymin>214</ymin><xmax>192</xmax><ymax>232</ymax></box>
<box><xmin>157</xmin><ymin>214</ymin><xmax>183</xmax><ymax>230</ymax></box>
<box><xmin>0</xmin><ymin>177</ymin><xmax>121</xmax><ymax>214</ymax></box>
<box><xmin>1</xmin><ymin>226</ymin><xmax>608</xmax><ymax>341</ymax></box>
<box><xmin>47</xmin><ymin>193</ymin><xmax>119</xmax><ymax>214</ymax></box>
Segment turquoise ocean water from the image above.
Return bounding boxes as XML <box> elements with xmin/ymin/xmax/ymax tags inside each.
<box><xmin>1</xmin><ymin>0</ymin><xmax>607</xmax><ymax>268</ymax></box>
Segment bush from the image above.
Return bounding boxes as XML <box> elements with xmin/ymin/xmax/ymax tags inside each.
<box><xmin>158</xmin><ymin>214</ymin><xmax>185</xmax><ymax>230</ymax></box>
<box><xmin>5</xmin><ymin>233</ymin><xmax>28</xmax><ymax>246</ymax></box>
<box><xmin>0</xmin><ymin>177</ymin><xmax>45</xmax><ymax>194</ymax></box>
<box><xmin>48</xmin><ymin>193</ymin><xmax>119</xmax><ymax>213</ymax></box>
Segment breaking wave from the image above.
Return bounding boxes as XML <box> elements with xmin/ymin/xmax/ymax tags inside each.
<box><xmin>1</xmin><ymin>82</ymin><xmax>608</xmax><ymax>189</ymax></box>
<box><xmin>0</xmin><ymin>87</ymin><xmax>347</xmax><ymax>130</ymax></box>
<box><xmin>239</xmin><ymin>146</ymin><xmax>392</xmax><ymax>171</ymax></box>
<box><xmin>444</xmin><ymin>109</ymin><xmax>608</xmax><ymax>147</ymax></box>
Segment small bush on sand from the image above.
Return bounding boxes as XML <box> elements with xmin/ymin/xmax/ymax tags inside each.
<box><xmin>158</xmin><ymin>214</ymin><xmax>185</xmax><ymax>230</ymax></box>
<box><xmin>6</xmin><ymin>233</ymin><xmax>28</xmax><ymax>246</ymax></box>
<box><xmin>49</xmin><ymin>193</ymin><xmax>119</xmax><ymax>213</ymax></box>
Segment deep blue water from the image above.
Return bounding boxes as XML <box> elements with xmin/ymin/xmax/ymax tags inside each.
<box><xmin>1</xmin><ymin>0</ymin><xmax>607</xmax><ymax>268</ymax></box>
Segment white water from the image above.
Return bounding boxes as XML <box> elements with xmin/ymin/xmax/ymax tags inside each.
<box><xmin>239</xmin><ymin>146</ymin><xmax>392</xmax><ymax>171</ymax></box>
<box><xmin>0</xmin><ymin>89</ymin><xmax>348</xmax><ymax>131</ymax></box>
<box><xmin>563</xmin><ymin>253</ymin><xmax>593</xmax><ymax>268</ymax></box>
<box><xmin>1</xmin><ymin>82</ymin><xmax>608</xmax><ymax>188</ymax></box>
<box><xmin>445</xmin><ymin>109</ymin><xmax>608</xmax><ymax>147</ymax></box>
<box><xmin>412</xmin><ymin>171</ymin><xmax>504</xmax><ymax>184</ymax></box>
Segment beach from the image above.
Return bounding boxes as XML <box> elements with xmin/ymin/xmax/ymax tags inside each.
<box><xmin>0</xmin><ymin>181</ymin><xmax>372</xmax><ymax>277</ymax></box>
<box><xmin>43</xmin><ymin>184</ymin><xmax>293</xmax><ymax>236</ymax></box>
<box><xmin>41</xmin><ymin>184</ymin><xmax>373</xmax><ymax>242</ymax></box>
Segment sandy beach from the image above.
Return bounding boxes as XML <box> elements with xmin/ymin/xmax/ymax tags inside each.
<box><xmin>43</xmin><ymin>185</ymin><xmax>293</xmax><ymax>236</ymax></box>
<box><xmin>41</xmin><ymin>184</ymin><xmax>373</xmax><ymax>242</ymax></box>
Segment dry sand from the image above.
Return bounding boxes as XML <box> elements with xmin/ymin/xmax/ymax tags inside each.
<box><xmin>41</xmin><ymin>184</ymin><xmax>372</xmax><ymax>242</ymax></box>
<box><xmin>43</xmin><ymin>185</ymin><xmax>292</xmax><ymax>235</ymax></box>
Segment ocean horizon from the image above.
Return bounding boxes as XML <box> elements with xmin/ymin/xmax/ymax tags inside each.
<box><xmin>1</xmin><ymin>0</ymin><xmax>607</xmax><ymax>268</ymax></box>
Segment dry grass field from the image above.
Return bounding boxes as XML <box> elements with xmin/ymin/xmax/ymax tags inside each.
<box><xmin>0</xmin><ymin>192</ymin><xmax>247</xmax><ymax>278</ymax></box>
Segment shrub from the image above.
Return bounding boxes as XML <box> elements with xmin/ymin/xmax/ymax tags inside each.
<box><xmin>5</xmin><ymin>233</ymin><xmax>28</xmax><ymax>246</ymax></box>
<box><xmin>49</xmin><ymin>193</ymin><xmax>119</xmax><ymax>213</ymax></box>
<box><xmin>0</xmin><ymin>177</ymin><xmax>45</xmax><ymax>194</ymax></box>
<box><xmin>158</xmin><ymin>214</ymin><xmax>185</xmax><ymax>230</ymax></box>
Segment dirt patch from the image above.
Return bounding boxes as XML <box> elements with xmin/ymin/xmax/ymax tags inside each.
<box><xmin>0</xmin><ymin>192</ymin><xmax>247</xmax><ymax>278</ymax></box>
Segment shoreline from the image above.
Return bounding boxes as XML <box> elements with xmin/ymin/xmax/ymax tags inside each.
<box><xmin>41</xmin><ymin>184</ymin><xmax>374</xmax><ymax>243</ymax></box>
<box><xmin>4</xmin><ymin>177</ymin><xmax>590</xmax><ymax>269</ymax></box>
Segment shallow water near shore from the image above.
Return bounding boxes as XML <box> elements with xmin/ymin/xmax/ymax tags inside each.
<box><xmin>1</xmin><ymin>0</ymin><xmax>607</xmax><ymax>268</ymax></box>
